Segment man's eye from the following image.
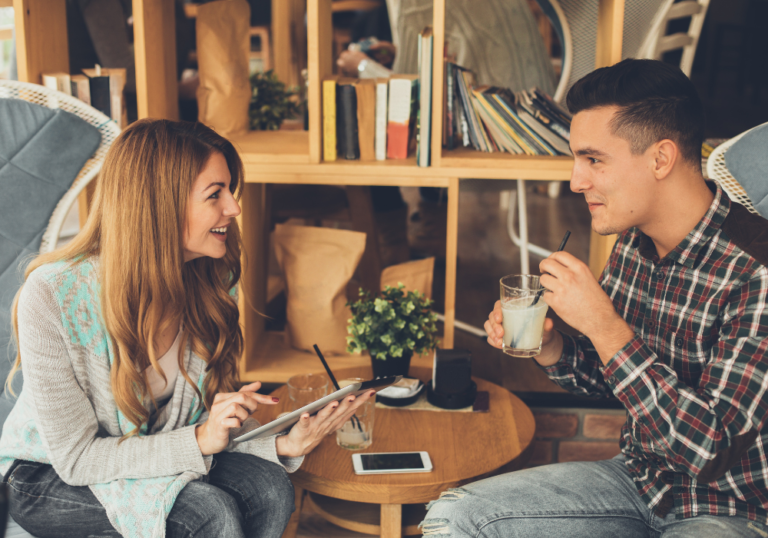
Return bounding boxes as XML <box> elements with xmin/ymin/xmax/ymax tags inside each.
<box><xmin>588</xmin><ymin>157</ymin><xmax>600</xmax><ymax>164</ymax></box>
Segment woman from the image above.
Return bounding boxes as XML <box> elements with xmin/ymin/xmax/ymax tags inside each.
<box><xmin>0</xmin><ymin>119</ymin><xmax>373</xmax><ymax>538</ymax></box>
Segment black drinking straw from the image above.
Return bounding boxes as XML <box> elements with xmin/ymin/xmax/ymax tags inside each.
<box><xmin>530</xmin><ymin>230</ymin><xmax>571</xmax><ymax>306</ymax></box>
<box><xmin>313</xmin><ymin>344</ymin><xmax>362</xmax><ymax>431</ymax></box>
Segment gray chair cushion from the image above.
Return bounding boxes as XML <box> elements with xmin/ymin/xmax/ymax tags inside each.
<box><xmin>725</xmin><ymin>122</ymin><xmax>768</xmax><ymax>218</ymax></box>
<box><xmin>0</xmin><ymin>99</ymin><xmax>101</xmax><ymax>431</ymax></box>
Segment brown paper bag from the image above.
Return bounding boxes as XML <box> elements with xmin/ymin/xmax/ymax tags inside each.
<box><xmin>273</xmin><ymin>224</ymin><xmax>367</xmax><ymax>355</ymax></box>
<box><xmin>380</xmin><ymin>257</ymin><xmax>435</xmax><ymax>299</ymax></box>
<box><xmin>196</xmin><ymin>0</ymin><xmax>251</xmax><ymax>137</ymax></box>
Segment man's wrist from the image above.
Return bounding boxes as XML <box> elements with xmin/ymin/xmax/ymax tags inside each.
<box><xmin>591</xmin><ymin>314</ymin><xmax>635</xmax><ymax>366</ymax></box>
<box><xmin>534</xmin><ymin>331</ymin><xmax>564</xmax><ymax>367</ymax></box>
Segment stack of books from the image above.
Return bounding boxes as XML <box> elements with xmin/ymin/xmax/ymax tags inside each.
<box><xmin>322</xmin><ymin>26</ymin><xmax>434</xmax><ymax>167</ymax></box>
<box><xmin>443</xmin><ymin>62</ymin><xmax>571</xmax><ymax>156</ymax></box>
<box><xmin>42</xmin><ymin>65</ymin><xmax>127</xmax><ymax>129</ymax></box>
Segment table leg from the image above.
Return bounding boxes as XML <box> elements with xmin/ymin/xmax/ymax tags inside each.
<box><xmin>380</xmin><ymin>504</ymin><xmax>402</xmax><ymax>538</ymax></box>
<box><xmin>280</xmin><ymin>483</ymin><xmax>305</xmax><ymax>538</ymax></box>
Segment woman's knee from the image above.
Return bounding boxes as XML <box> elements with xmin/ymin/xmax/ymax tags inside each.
<box><xmin>211</xmin><ymin>453</ymin><xmax>295</xmax><ymax>526</ymax></box>
<box><xmin>167</xmin><ymin>482</ymin><xmax>244</xmax><ymax>538</ymax></box>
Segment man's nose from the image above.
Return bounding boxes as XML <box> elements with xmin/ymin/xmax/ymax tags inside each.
<box><xmin>570</xmin><ymin>163</ymin><xmax>591</xmax><ymax>193</ymax></box>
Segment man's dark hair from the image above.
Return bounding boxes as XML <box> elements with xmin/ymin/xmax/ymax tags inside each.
<box><xmin>566</xmin><ymin>59</ymin><xmax>705</xmax><ymax>168</ymax></box>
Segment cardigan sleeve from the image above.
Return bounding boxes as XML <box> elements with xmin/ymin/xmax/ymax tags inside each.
<box><xmin>17</xmin><ymin>273</ymin><xmax>208</xmax><ymax>486</ymax></box>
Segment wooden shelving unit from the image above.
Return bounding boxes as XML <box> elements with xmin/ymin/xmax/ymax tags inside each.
<box><xmin>13</xmin><ymin>0</ymin><xmax>626</xmax><ymax>383</ymax></box>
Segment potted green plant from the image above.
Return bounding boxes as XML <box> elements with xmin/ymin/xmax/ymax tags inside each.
<box><xmin>248</xmin><ymin>70</ymin><xmax>303</xmax><ymax>131</ymax></box>
<box><xmin>346</xmin><ymin>284</ymin><xmax>439</xmax><ymax>378</ymax></box>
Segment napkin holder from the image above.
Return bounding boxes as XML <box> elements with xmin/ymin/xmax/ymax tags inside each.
<box><xmin>426</xmin><ymin>348</ymin><xmax>476</xmax><ymax>409</ymax></box>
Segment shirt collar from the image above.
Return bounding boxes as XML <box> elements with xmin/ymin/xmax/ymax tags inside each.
<box><xmin>631</xmin><ymin>183</ymin><xmax>730</xmax><ymax>269</ymax></box>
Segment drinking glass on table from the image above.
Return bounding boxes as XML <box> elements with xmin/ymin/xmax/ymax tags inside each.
<box><xmin>499</xmin><ymin>274</ymin><xmax>549</xmax><ymax>358</ymax></box>
<box><xmin>287</xmin><ymin>373</ymin><xmax>329</xmax><ymax>412</ymax></box>
<box><xmin>336</xmin><ymin>378</ymin><xmax>374</xmax><ymax>450</ymax></box>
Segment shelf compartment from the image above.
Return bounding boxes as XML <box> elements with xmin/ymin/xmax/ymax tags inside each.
<box><xmin>240</xmin><ymin>330</ymin><xmax>437</xmax><ymax>384</ymax></box>
<box><xmin>440</xmin><ymin>148</ymin><xmax>574</xmax><ymax>180</ymax></box>
<box><xmin>229</xmin><ymin>130</ymin><xmax>311</xmax><ymax>165</ymax></box>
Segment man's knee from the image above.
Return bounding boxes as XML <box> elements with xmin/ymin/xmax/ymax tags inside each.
<box><xmin>421</xmin><ymin>487</ymin><xmax>475</xmax><ymax>537</ymax></box>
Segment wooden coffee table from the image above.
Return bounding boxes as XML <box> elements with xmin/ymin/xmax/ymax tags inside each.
<box><xmin>251</xmin><ymin>366</ymin><xmax>536</xmax><ymax>538</ymax></box>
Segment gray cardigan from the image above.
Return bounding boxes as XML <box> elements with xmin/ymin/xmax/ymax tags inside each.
<box><xmin>0</xmin><ymin>258</ymin><xmax>301</xmax><ymax>536</ymax></box>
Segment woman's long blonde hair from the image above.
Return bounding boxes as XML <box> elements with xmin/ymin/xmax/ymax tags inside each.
<box><xmin>7</xmin><ymin>119</ymin><xmax>244</xmax><ymax>433</ymax></box>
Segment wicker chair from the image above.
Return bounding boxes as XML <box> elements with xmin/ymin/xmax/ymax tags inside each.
<box><xmin>0</xmin><ymin>79</ymin><xmax>121</xmax><ymax>538</ymax></box>
<box><xmin>706</xmin><ymin>124</ymin><xmax>765</xmax><ymax>217</ymax></box>
<box><xmin>0</xmin><ymin>80</ymin><xmax>121</xmax><ymax>253</ymax></box>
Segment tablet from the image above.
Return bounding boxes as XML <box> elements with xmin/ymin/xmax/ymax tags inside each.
<box><xmin>233</xmin><ymin>376</ymin><xmax>402</xmax><ymax>443</ymax></box>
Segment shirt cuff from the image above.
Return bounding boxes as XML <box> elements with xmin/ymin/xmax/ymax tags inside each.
<box><xmin>601</xmin><ymin>334</ymin><xmax>656</xmax><ymax>392</ymax></box>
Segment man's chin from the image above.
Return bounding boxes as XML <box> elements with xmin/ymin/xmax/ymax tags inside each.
<box><xmin>591</xmin><ymin>220</ymin><xmax>622</xmax><ymax>236</ymax></box>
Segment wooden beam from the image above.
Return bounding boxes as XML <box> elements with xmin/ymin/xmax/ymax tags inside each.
<box><xmin>133</xmin><ymin>0</ymin><xmax>179</xmax><ymax>120</ymax></box>
<box><xmin>430</xmin><ymin>0</ymin><xmax>445</xmax><ymax>168</ymax></box>
<box><xmin>595</xmin><ymin>0</ymin><xmax>624</xmax><ymax>69</ymax></box>
<box><xmin>588</xmin><ymin>0</ymin><xmax>625</xmax><ymax>277</ymax></box>
<box><xmin>307</xmin><ymin>0</ymin><xmax>332</xmax><ymax>163</ymax></box>
<box><xmin>13</xmin><ymin>0</ymin><xmax>68</xmax><ymax>85</ymax></box>
<box><xmin>443</xmin><ymin>177</ymin><xmax>459</xmax><ymax>348</ymax></box>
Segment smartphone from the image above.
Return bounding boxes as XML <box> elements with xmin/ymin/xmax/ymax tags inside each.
<box><xmin>352</xmin><ymin>451</ymin><xmax>433</xmax><ymax>475</ymax></box>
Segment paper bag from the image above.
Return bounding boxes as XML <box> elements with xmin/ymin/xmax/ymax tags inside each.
<box><xmin>196</xmin><ymin>0</ymin><xmax>251</xmax><ymax>137</ymax></box>
<box><xmin>380</xmin><ymin>257</ymin><xmax>435</xmax><ymax>299</ymax></box>
<box><xmin>274</xmin><ymin>224</ymin><xmax>367</xmax><ymax>355</ymax></box>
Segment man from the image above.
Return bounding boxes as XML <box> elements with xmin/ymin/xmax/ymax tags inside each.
<box><xmin>421</xmin><ymin>59</ymin><xmax>768</xmax><ymax>537</ymax></box>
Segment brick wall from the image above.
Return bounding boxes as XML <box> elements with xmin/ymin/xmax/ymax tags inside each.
<box><xmin>526</xmin><ymin>407</ymin><xmax>626</xmax><ymax>467</ymax></box>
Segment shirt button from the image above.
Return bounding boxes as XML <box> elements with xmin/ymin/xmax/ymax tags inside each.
<box><xmin>653</xmin><ymin>271</ymin><xmax>665</xmax><ymax>281</ymax></box>
<box><xmin>675</xmin><ymin>337</ymin><xmax>684</xmax><ymax>348</ymax></box>
<box><xmin>647</xmin><ymin>320</ymin><xmax>655</xmax><ymax>329</ymax></box>
<box><xmin>607</xmin><ymin>375</ymin><xmax>618</xmax><ymax>385</ymax></box>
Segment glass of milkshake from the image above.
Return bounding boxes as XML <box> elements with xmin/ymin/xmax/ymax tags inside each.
<box><xmin>499</xmin><ymin>275</ymin><xmax>549</xmax><ymax>357</ymax></box>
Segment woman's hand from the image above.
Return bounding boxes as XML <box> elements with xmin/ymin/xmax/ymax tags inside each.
<box><xmin>195</xmin><ymin>381</ymin><xmax>279</xmax><ymax>456</ymax></box>
<box><xmin>275</xmin><ymin>390</ymin><xmax>377</xmax><ymax>458</ymax></box>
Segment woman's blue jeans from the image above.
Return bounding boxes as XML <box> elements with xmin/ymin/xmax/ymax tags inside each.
<box><xmin>421</xmin><ymin>455</ymin><xmax>768</xmax><ymax>538</ymax></box>
<box><xmin>5</xmin><ymin>451</ymin><xmax>295</xmax><ymax>538</ymax></box>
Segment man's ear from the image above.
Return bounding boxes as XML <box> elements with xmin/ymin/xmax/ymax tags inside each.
<box><xmin>651</xmin><ymin>139</ymin><xmax>678</xmax><ymax>180</ymax></box>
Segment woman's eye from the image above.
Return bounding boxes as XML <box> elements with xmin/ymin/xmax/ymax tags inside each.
<box><xmin>209</xmin><ymin>190</ymin><xmax>220</xmax><ymax>200</ymax></box>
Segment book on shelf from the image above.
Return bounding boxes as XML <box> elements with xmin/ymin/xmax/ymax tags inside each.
<box><xmin>41</xmin><ymin>73</ymin><xmax>72</xmax><ymax>96</ymax></box>
<box><xmin>70</xmin><ymin>74</ymin><xmax>91</xmax><ymax>105</ymax></box>
<box><xmin>444</xmin><ymin>60</ymin><xmax>456</xmax><ymax>150</ymax></box>
<box><xmin>374</xmin><ymin>78</ymin><xmax>388</xmax><ymax>161</ymax></box>
<box><xmin>355</xmin><ymin>79</ymin><xmax>376</xmax><ymax>161</ymax></box>
<box><xmin>336</xmin><ymin>78</ymin><xmax>360</xmax><ymax>160</ymax></box>
<box><xmin>444</xmin><ymin>61</ymin><xmax>572</xmax><ymax>157</ymax></box>
<box><xmin>386</xmin><ymin>74</ymin><xmax>418</xmax><ymax>160</ymax></box>
<box><xmin>416</xmin><ymin>26</ymin><xmax>433</xmax><ymax>167</ymax></box>
<box><xmin>322</xmin><ymin>77</ymin><xmax>338</xmax><ymax>162</ymax></box>
<box><xmin>83</xmin><ymin>66</ymin><xmax>127</xmax><ymax>129</ymax></box>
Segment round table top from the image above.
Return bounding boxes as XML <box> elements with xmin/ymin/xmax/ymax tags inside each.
<box><xmin>251</xmin><ymin>366</ymin><xmax>536</xmax><ymax>505</ymax></box>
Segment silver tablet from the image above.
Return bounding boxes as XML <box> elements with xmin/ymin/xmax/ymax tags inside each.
<box><xmin>233</xmin><ymin>376</ymin><xmax>402</xmax><ymax>443</ymax></box>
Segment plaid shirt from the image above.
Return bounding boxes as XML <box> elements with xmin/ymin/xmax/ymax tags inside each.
<box><xmin>543</xmin><ymin>185</ymin><xmax>768</xmax><ymax>523</ymax></box>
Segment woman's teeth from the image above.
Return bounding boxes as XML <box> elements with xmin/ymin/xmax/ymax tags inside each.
<box><xmin>211</xmin><ymin>227</ymin><xmax>226</xmax><ymax>234</ymax></box>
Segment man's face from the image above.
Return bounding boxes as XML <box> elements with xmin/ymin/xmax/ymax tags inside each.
<box><xmin>570</xmin><ymin>106</ymin><xmax>658</xmax><ymax>236</ymax></box>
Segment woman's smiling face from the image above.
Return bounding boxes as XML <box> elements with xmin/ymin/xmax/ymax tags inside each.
<box><xmin>183</xmin><ymin>151</ymin><xmax>241</xmax><ymax>263</ymax></box>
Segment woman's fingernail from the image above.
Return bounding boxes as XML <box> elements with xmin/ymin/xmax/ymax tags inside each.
<box><xmin>348</xmin><ymin>397</ymin><xmax>355</xmax><ymax>402</ymax></box>
<box><xmin>369</xmin><ymin>391</ymin><xmax>375</xmax><ymax>396</ymax></box>
<box><xmin>272</xmin><ymin>397</ymin><xmax>279</xmax><ymax>402</ymax></box>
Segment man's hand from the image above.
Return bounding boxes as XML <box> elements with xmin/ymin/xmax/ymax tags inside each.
<box><xmin>539</xmin><ymin>251</ymin><xmax>635</xmax><ymax>365</ymax></box>
<box><xmin>485</xmin><ymin>301</ymin><xmax>563</xmax><ymax>367</ymax></box>
<box><xmin>337</xmin><ymin>50</ymin><xmax>371</xmax><ymax>76</ymax></box>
